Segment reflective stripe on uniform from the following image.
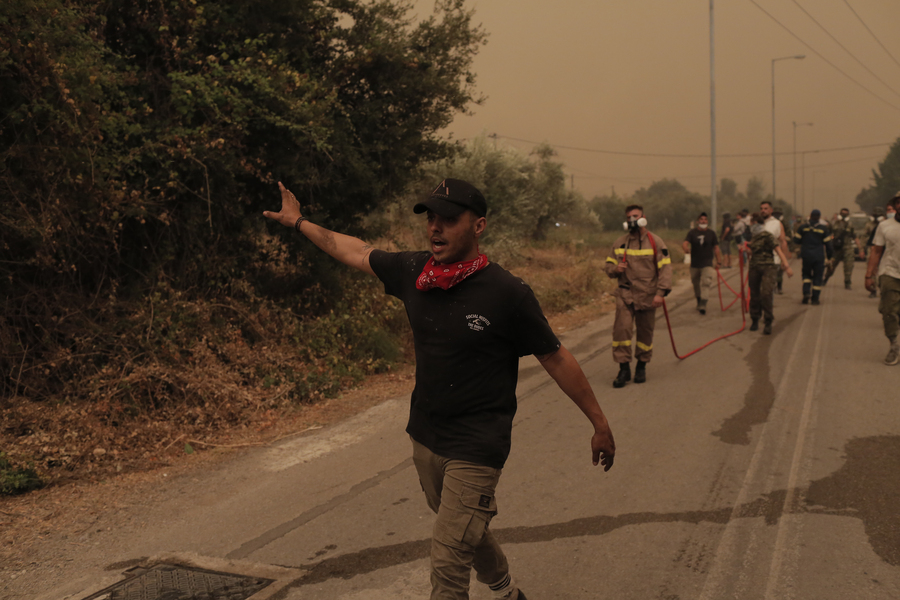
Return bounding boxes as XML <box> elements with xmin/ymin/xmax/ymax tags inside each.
<box><xmin>636</xmin><ymin>341</ymin><xmax>653</xmax><ymax>352</ymax></box>
<box><xmin>824</xmin><ymin>235</ymin><xmax>833</xmax><ymax>242</ymax></box>
<box><xmin>606</xmin><ymin>257</ymin><xmax>618</xmax><ymax>264</ymax></box>
<box><xmin>803</xmin><ymin>279</ymin><xmax>812</xmax><ymax>283</ymax></box>
<box><xmin>614</xmin><ymin>248</ymin><xmax>654</xmax><ymax>256</ymax></box>
<box><xmin>611</xmin><ymin>340</ymin><xmax>632</xmax><ymax>347</ymax></box>
<box><xmin>658</xmin><ymin>257</ymin><xmax>672</xmax><ymax>269</ymax></box>
<box><xmin>813</xmin><ymin>286</ymin><xmax>822</xmax><ymax>290</ymax></box>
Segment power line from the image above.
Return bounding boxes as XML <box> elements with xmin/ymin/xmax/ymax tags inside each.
<box><xmin>790</xmin><ymin>0</ymin><xmax>900</xmax><ymax>101</ymax></box>
<box><xmin>841</xmin><ymin>0</ymin><xmax>900</xmax><ymax>72</ymax></box>
<box><xmin>746</xmin><ymin>0</ymin><xmax>900</xmax><ymax>113</ymax></box>
<box><xmin>495</xmin><ymin>133</ymin><xmax>890</xmax><ymax>159</ymax></box>
<box><xmin>572</xmin><ymin>154</ymin><xmax>882</xmax><ymax>185</ymax></box>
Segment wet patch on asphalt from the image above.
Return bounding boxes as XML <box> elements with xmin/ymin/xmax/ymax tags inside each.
<box><xmin>712</xmin><ymin>311</ymin><xmax>801</xmax><ymax>445</ymax></box>
<box><xmin>804</xmin><ymin>435</ymin><xmax>900</xmax><ymax>566</ymax></box>
<box><xmin>289</xmin><ymin>435</ymin><xmax>899</xmax><ymax>586</ymax></box>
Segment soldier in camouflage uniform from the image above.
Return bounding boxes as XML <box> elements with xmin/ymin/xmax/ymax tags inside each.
<box><xmin>825</xmin><ymin>207</ymin><xmax>862</xmax><ymax>289</ymax></box>
<box><xmin>747</xmin><ymin>213</ymin><xmax>793</xmax><ymax>334</ymax></box>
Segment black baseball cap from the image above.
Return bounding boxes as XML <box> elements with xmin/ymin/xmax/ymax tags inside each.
<box><xmin>414</xmin><ymin>179</ymin><xmax>487</xmax><ymax>218</ymax></box>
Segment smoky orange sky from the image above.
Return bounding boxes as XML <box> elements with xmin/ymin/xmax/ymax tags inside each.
<box><xmin>413</xmin><ymin>0</ymin><xmax>900</xmax><ymax>219</ymax></box>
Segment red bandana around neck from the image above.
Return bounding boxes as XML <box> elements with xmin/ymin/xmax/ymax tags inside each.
<box><xmin>416</xmin><ymin>253</ymin><xmax>489</xmax><ymax>291</ymax></box>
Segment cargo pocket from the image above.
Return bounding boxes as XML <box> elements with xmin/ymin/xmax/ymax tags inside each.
<box><xmin>434</xmin><ymin>485</ymin><xmax>498</xmax><ymax>550</ymax></box>
<box><xmin>457</xmin><ymin>486</ymin><xmax>498</xmax><ymax>548</ymax></box>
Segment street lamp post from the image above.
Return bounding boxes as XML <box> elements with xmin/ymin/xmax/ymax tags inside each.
<box><xmin>772</xmin><ymin>55</ymin><xmax>805</xmax><ymax>202</ymax></box>
<box><xmin>792</xmin><ymin>121</ymin><xmax>813</xmax><ymax>216</ymax></box>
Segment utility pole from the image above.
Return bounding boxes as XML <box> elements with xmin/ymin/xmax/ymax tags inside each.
<box><xmin>709</xmin><ymin>0</ymin><xmax>717</xmax><ymax>226</ymax></box>
<box><xmin>771</xmin><ymin>55</ymin><xmax>805</xmax><ymax>201</ymax></box>
<box><xmin>792</xmin><ymin>121</ymin><xmax>813</xmax><ymax>216</ymax></box>
<box><xmin>570</xmin><ymin>174</ymin><xmax>574</xmax><ymax>191</ymax></box>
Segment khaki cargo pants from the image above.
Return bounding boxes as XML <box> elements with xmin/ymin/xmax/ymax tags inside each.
<box><xmin>690</xmin><ymin>266</ymin><xmax>716</xmax><ymax>302</ymax></box>
<box><xmin>612</xmin><ymin>296</ymin><xmax>657</xmax><ymax>363</ymax></box>
<box><xmin>879</xmin><ymin>275</ymin><xmax>900</xmax><ymax>341</ymax></box>
<box><xmin>412</xmin><ymin>438</ymin><xmax>513</xmax><ymax>600</ymax></box>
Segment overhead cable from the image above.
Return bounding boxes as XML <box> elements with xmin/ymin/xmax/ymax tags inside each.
<box><xmin>746</xmin><ymin>0</ymin><xmax>900</xmax><ymax>113</ymax></box>
<box><xmin>841</xmin><ymin>0</ymin><xmax>900</xmax><ymax>72</ymax></box>
<box><xmin>790</xmin><ymin>0</ymin><xmax>900</xmax><ymax>101</ymax></box>
<box><xmin>495</xmin><ymin>134</ymin><xmax>890</xmax><ymax>158</ymax></box>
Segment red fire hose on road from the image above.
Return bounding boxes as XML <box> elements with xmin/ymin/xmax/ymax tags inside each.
<box><xmin>649</xmin><ymin>235</ymin><xmax>748</xmax><ymax>360</ymax></box>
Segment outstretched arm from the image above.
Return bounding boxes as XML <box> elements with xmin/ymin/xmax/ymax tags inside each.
<box><xmin>263</xmin><ymin>182</ymin><xmax>376</xmax><ymax>276</ymax></box>
<box><xmin>536</xmin><ymin>345</ymin><xmax>615</xmax><ymax>471</ymax></box>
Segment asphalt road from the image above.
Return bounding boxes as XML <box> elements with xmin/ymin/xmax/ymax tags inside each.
<box><xmin>20</xmin><ymin>265</ymin><xmax>900</xmax><ymax>600</ymax></box>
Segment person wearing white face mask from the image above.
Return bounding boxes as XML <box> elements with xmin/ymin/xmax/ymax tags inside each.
<box><xmin>605</xmin><ymin>204</ymin><xmax>672</xmax><ymax>387</ymax></box>
<box><xmin>865</xmin><ymin>191</ymin><xmax>900</xmax><ymax>365</ymax></box>
<box><xmin>683</xmin><ymin>212</ymin><xmax>723</xmax><ymax>314</ymax></box>
<box><xmin>825</xmin><ymin>207</ymin><xmax>864</xmax><ymax>290</ymax></box>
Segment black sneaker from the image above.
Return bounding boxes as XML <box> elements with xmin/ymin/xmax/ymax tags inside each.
<box><xmin>634</xmin><ymin>361</ymin><xmax>647</xmax><ymax>384</ymax></box>
<box><xmin>763</xmin><ymin>322</ymin><xmax>772</xmax><ymax>335</ymax></box>
<box><xmin>749</xmin><ymin>319</ymin><xmax>759</xmax><ymax>331</ymax></box>
<box><xmin>845</xmin><ymin>282</ymin><xmax>852</xmax><ymax>290</ymax></box>
<box><xmin>613</xmin><ymin>363</ymin><xmax>631</xmax><ymax>388</ymax></box>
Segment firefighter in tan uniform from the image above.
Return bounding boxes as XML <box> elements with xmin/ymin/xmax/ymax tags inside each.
<box><xmin>604</xmin><ymin>204</ymin><xmax>673</xmax><ymax>388</ymax></box>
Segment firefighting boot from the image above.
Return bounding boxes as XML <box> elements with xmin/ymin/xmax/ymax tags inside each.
<box><xmin>613</xmin><ymin>363</ymin><xmax>631</xmax><ymax>388</ymax></box>
<box><xmin>633</xmin><ymin>360</ymin><xmax>647</xmax><ymax>384</ymax></box>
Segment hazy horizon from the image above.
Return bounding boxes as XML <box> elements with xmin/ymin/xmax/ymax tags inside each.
<box><xmin>413</xmin><ymin>0</ymin><xmax>900</xmax><ymax>218</ymax></box>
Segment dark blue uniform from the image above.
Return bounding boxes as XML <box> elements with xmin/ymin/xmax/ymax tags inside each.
<box><xmin>793</xmin><ymin>221</ymin><xmax>833</xmax><ymax>304</ymax></box>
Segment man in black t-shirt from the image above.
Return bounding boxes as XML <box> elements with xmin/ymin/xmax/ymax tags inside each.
<box><xmin>264</xmin><ymin>178</ymin><xmax>615</xmax><ymax>600</ymax></box>
<box><xmin>682</xmin><ymin>212</ymin><xmax>722</xmax><ymax>315</ymax></box>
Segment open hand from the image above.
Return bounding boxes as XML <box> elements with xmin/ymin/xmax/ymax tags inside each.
<box><xmin>262</xmin><ymin>182</ymin><xmax>303</xmax><ymax>228</ymax></box>
<box><xmin>591</xmin><ymin>427</ymin><xmax>616</xmax><ymax>471</ymax></box>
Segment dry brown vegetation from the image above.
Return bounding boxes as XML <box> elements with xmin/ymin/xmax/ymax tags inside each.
<box><xmin>0</xmin><ymin>229</ymin><xmax>686</xmax><ymax>500</ymax></box>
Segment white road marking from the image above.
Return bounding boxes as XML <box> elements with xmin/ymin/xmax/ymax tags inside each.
<box><xmin>763</xmin><ymin>296</ymin><xmax>829</xmax><ymax>599</ymax></box>
<box><xmin>697</xmin><ymin>299</ymin><xmax>816</xmax><ymax>600</ymax></box>
<box><xmin>262</xmin><ymin>398</ymin><xmax>406</xmax><ymax>472</ymax></box>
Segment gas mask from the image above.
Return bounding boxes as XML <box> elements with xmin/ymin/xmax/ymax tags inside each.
<box><xmin>623</xmin><ymin>216</ymin><xmax>648</xmax><ymax>232</ymax></box>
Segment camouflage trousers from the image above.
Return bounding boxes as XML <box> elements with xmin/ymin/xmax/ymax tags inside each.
<box><xmin>827</xmin><ymin>243</ymin><xmax>856</xmax><ymax>285</ymax></box>
<box><xmin>749</xmin><ymin>264</ymin><xmax>778</xmax><ymax>323</ymax></box>
<box><xmin>879</xmin><ymin>275</ymin><xmax>900</xmax><ymax>341</ymax></box>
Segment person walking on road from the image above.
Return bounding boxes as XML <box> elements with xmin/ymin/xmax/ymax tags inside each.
<box><xmin>825</xmin><ymin>207</ymin><xmax>864</xmax><ymax>289</ymax></box>
<box><xmin>760</xmin><ymin>201</ymin><xmax>791</xmax><ymax>282</ymax></box>
<box><xmin>747</xmin><ymin>213</ymin><xmax>793</xmax><ymax>334</ymax></box>
<box><xmin>264</xmin><ymin>178</ymin><xmax>615</xmax><ymax>600</ymax></box>
<box><xmin>864</xmin><ymin>192</ymin><xmax>900</xmax><ymax>365</ymax></box>
<box><xmin>683</xmin><ymin>212</ymin><xmax>723</xmax><ymax>315</ymax></box>
<box><xmin>604</xmin><ymin>204</ymin><xmax>672</xmax><ymax>388</ymax></box>
<box><xmin>719</xmin><ymin>212</ymin><xmax>733</xmax><ymax>268</ymax></box>
<box><xmin>793</xmin><ymin>209</ymin><xmax>834</xmax><ymax>305</ymax></box>
<box><xmin>865</xmin><ymin>207</ymin><xmax>888</xmax><ymax>298</ymax></box>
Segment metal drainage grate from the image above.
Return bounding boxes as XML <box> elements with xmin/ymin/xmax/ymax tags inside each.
<box><xmin>82</xmin><ymin>563</ymin><xmax>274</xmax><ymax>600</ymax></box>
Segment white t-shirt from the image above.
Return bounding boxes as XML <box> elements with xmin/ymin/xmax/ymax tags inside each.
<box><xmin>764</xmin><ymin>216</ymin><xmax>784</xmax><ymax>265</ymax></box>
<box><xmin>873</xmin><ymin>217</ymin><xmax>900</xmax><ymax>280</ymax></box>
